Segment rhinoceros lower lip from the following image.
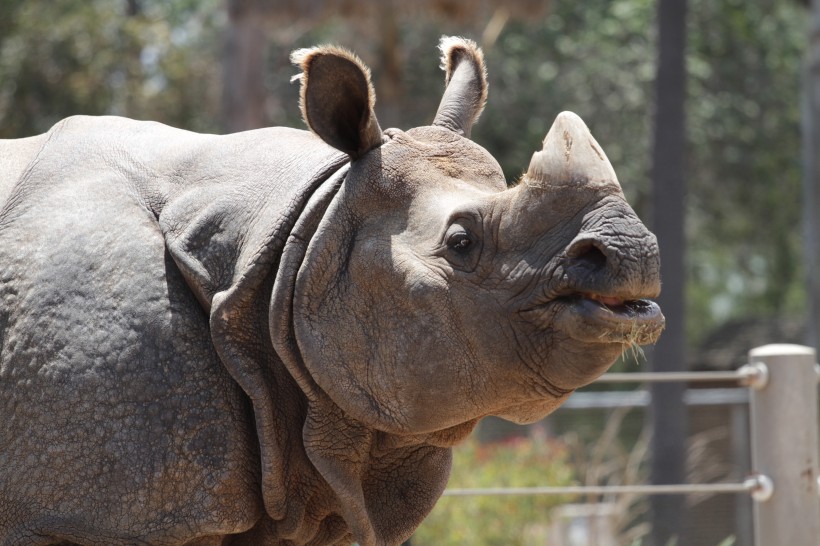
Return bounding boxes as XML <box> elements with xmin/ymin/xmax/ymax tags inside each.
<box><xmin>546</xmin><ymin>293</ymin><xmax>665</xmax><ymax>345</ymax></box>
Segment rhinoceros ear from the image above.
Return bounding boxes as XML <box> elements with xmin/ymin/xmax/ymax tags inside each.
<box><xmin>432</xmin><ymin>36</ymin><xmax>488</xmax><ymax>138</ymax></box>
<box><xmin>291</xmin><ymin>46</ymin><xmax>383</xmax><ymax>159</ymax></box>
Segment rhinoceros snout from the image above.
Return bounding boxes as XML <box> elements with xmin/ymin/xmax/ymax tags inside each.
<box><xmin>564</xmin><ymin>229</ymin><xmax>661</xmax><ymax>302</ymax></box>
<box><xmin>538</xmin><ymin>214</ymin><xmax>664</xmax><ymax>346</ymax></box>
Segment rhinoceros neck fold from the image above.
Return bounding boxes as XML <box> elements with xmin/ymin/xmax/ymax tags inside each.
<box><xmin>266</xmin><ymin>172</ymin><xmax>455</xmax><ymax>546</ymax></box>
<box><xmin>204</xmin><ymin>165</ymin><xmax>353</xmax><ymax>543</ymax></box>
<box><xmin>268</xmin><ymin>165</ymin><xmax>349</xmax><ymax>408</ymax></box>
<box><xmin>147</xmin><ymin>119</ymin><xmax>362</xmax><ymax>543</ymax></box>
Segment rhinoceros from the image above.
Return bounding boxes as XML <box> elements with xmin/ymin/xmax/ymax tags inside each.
<box><xmin>0</xmin><ymin>37</ymin><xmax>663</xmax><ymax>546</ymax></box>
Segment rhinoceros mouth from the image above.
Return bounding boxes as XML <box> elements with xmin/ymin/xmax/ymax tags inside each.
<box><xmin>531</xmin><ymin>292</ymin><xmax>664</xmax><ymax>345</ymax></box>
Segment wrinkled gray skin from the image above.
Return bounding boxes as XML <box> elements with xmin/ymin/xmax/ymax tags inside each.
<box><xmin>0</xmin><ymin>38</ymin><xmax>663</xmax><ymax>546</ymax></box>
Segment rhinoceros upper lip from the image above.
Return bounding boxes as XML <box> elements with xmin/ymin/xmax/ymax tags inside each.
<box><xmin>526</xmin><ymin>291</ymin><xmax>665</xmax><ymax>345</ymax></box>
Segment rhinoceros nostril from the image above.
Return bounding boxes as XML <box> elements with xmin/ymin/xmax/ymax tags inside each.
<box><xmin>567</xmin><ymin>240</ymin><xmax>607</xmax><ymax>270</ymax></box>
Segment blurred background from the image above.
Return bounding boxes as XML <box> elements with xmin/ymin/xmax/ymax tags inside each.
<box><xmin>1</xmin><ymin>1</ymin><xmax>817</xmax><ymax>545</ymax></box>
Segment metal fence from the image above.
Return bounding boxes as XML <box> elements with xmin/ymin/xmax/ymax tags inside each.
<box><xmin>442</xmin><ymin>344</ymin><xmax>820</xmax><ymax>546</ymax></box>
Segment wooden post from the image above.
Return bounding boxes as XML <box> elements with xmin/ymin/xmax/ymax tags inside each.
<box><xmin>747</xmin><ymin>345</ymin><xmax>820</xmax><ymax>546</ymax></box>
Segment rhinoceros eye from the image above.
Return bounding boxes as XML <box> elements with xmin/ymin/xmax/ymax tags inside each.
<box><xmin>441</xmin><ymin>217</ymin><xmax>482</xmax><ymax>271</ymax></box>
<box><xmin>447</xmin><ymin>230</ymin><xmax>473</xmax><ymax>251</ymax></box>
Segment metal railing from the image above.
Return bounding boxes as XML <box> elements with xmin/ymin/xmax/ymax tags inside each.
<box><xmin>560</xmin><ymin>386</ymin><xmax>750</xmax><ymax>409</ymax></box>
<box><xmin>592</xmin><ymin>370</ymin><xmax>760</xmax><ymax>383</ymax></box>
<box><xmin>444</xmin><ymin>476</ymin><xmax>764</xmax><ymax>497</ymax></box>
<box><xmin>442</xmin><ymin>344</ymin><xmax>820</xmax><ymax>546</ymax></box>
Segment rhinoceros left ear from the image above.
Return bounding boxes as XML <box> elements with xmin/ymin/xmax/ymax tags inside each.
<box><xmin>432</xmin><ymin>36</ymin><xmax>488</xmax><ymax>138</ymax></box>
<box><xmin>291</xmin><ymin>46</ymin><xmax>383</xmax><ymax>159</ymax></box>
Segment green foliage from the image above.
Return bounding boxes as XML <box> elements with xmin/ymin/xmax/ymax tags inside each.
<box><xmin>410</xmin><ymin>435</ymin><xmax>576</xmax><ymax>546</ymax></box>
<box><xmin>0</xmin><ymin>0</ymin><xmax>224</xmax><ymax>138</ymax></box>
<box><xmin>686</xmin><ymin>0</ymin><xmax>807</xmax><ymax>342</ymax></box>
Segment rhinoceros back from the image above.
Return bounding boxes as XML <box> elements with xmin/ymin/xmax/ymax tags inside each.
<box><xmin>0</xmin><ymin>116</ymin><xmax>343</xmax><ymax>545</ymax></box>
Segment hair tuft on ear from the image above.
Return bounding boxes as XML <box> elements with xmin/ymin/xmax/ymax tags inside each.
<box><xmin>438</xmin><ymin>37</ymin><xmax>487</xmax><ymax>90</ymax></box>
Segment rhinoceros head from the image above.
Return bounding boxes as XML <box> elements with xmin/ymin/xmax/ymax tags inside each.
<box><xmin>289</xmin><ymin>38</ymin><xmax>663</xmax><ymax>439</ymax></box>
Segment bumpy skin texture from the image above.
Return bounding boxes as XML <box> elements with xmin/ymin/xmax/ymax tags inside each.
<box><xmin>0</xmin><ymin>117</ymin><xmax>352</xmax><ymax>545</ymax></box>
<box><xmin>0</xmin><ymin>38</ymin><xmax>663</xmax><ymax>546</ymax></box>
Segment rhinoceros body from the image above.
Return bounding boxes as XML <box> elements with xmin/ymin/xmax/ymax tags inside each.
<box><xmin>0</xmin><ymin>39</ymin><xmax>664</xmax><ymax>546</ymax></box>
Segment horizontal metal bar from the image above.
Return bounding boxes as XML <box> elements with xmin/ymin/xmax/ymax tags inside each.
<box><xmin>594</xmin><ymin>371</ymin><xmax>746</xmax><ymax>383</ymax></box>
<box><xmin>560</xmin><ymin>387</ymin><xmax>749</xmax><ymax>410</ymax></box>
<box><xmin>684</xmin><ymin>387</ymin><xmax>749</xmax><ymax>405</ymax></box>
<box><xmin>443</xmin><ymin>480</ymin><xmax>758</xmax><ymax>497</ymax></box>
<box><xmin>561</xmin><ymin>389</ymin><xmax>650</xmax><ymax>409</ymax></box>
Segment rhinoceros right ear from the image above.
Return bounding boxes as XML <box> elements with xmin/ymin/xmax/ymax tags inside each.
<box><xmin>432</xmin><ymin>36</ymin><xmax>488</xmax><ymax>138</ymax></box>
<box><xmin>291</xmin><ymin>46</ymin><xmax>383</xmax><ymax>159</ymax></box>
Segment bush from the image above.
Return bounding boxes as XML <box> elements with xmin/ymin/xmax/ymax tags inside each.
<box><xmin>411</xmin><ymin>434</ymin><xmax>576</xmax><ymax>546</ymax></box>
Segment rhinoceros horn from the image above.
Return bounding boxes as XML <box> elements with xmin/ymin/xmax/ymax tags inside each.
<box><xmin>523</xmin><ymin>111</ymin><xmax>624</xmax><ymax>197</ymax></box>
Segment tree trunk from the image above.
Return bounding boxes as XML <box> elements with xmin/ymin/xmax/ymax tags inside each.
<box><xmin>374</xmin><ymin>0</ymin><xmax>403</xmax><ymax>129</ymax></box>
<box><xmin>223</xmin><ymin>0</ymin><xmax>269</xmax><ymax>133</ymax></box>
<box><xmin>804</xmin><ymin>0</ymin><xmax>820</xmax><ymax>349</ymax></box>
<box><xmin>648</xmin><ymin>0</ymin><xmax>688</xmax><ymax>544</ymax></box>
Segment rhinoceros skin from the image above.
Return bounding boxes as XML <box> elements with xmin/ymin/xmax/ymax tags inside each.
<box><xmin>0</xmin><ymin>38</ymin><xmax>663</xmax><ymax>546</ymax></box>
